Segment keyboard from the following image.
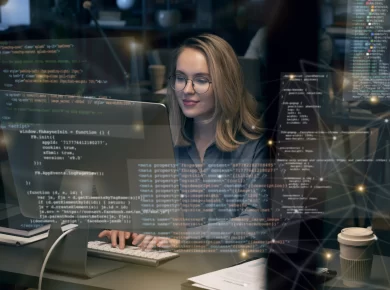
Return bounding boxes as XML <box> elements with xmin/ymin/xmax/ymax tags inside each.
<box><xmin>87</xmin><ymin>240</ymin><xmax>180</xmax><ymax>267</ymax></box>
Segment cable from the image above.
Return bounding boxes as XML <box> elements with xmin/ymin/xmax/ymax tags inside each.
<box><xmin>38</xmin><ymin>227</ymin><xmax>77</xmax><ymax>290</ymax></box>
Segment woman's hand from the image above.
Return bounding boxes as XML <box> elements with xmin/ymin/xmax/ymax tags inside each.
<box><xmin>98</xmin><ymin>230</ymin><xmax>180</xmax><ymax>251</ymax></box>
<box><xmin>132</xmin><ymin>234</ymin><xmax>180</xmax><ymax>251</ymax></box>
<box><xmin>98</xmin><ymin>230</ymin><xmax>138</xmax><ymax>249</ymax></box>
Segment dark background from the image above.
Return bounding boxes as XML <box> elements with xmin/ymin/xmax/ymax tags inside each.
<box><xmin>1</xmin><ymin>1</ymin><xmax>384</xmax><ymax>289</ymax></box>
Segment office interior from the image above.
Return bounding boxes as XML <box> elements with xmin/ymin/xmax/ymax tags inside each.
<box><xmin>0</xmin><ymin>0</ymin><xmax>390</xmax><ymax>289</ymax></box>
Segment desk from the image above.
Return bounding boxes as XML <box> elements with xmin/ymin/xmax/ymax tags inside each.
<box><xmin>2</xmin><ymin>241</ymin><xmax>389</xmax><ymax>290</ymax></box>
<box><xmin>322</xmin><ymin>249</ymin><xmax>390</xmax><ymax>289</ymax></box>
<box><xmin>0</xmin><ymin>240</ymin><xmax>239</xmax><ymax>290</ymax></box>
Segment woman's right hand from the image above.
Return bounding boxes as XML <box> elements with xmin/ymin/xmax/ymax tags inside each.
<box><xmin>98</xmin><ymin>230</ymin><xmax>138</xmax><ymax>249</ymax></box>
<box><xmin>98</xmin><ymin>230</ymin><xmax>180</xmax><ymax>251</ymax></box>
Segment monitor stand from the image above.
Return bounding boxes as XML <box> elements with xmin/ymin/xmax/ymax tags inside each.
<box><xmin>41</xmin><ymin>169</ymin><xmax>127</xmax><ymax>278</ymax></box>
<box><xmin>43</xmin><ymin>221</ymin><xmax>126</xmax><ymax>278</ymax></box>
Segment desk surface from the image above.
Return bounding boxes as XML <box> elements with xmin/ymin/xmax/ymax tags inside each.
<box><xmin>0</xmin><ymin>239</ymin><xmax>240</xmax><ymax>290</ymax></box>
<box><xmin>1</xmin><ymin>240</ymin><xmax>390</xmax><ymax>290</ymax></box>
<box><xmin>322</xmin><ymin>249</ymin><xmax>390</xmax><ymax>290</ymax></box>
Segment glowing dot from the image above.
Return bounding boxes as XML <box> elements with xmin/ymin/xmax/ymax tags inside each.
<box><xmin>271</xmin><ymin>239</ymin><xmax>275</xmax><ymax>243</ymax></box>
<box><xmin>333</xmin><ymin>136</ymin><xmax>337</xmax><ymax>140</ymax></box>
<box><xmin>134</xmin><ymin>124</ymin><xmax>143</xmax><ymax>131</ymax></box>
<box><xmin>320</xmin><ymin>177</ymin><xmax>324</xmax><ymax>182</ymax></box>
<box><xmin>368</xmin><ymin>23</ymin><xmax>371</xmax><ymax>25</ymax></box>
<box><xmin>366</xmin><ymin>53</ymin><xmax>370</xmax><ymax>56</ymax></box>
<box><xmin>130</xmin><ymin>41</ymin><xmax>137</xmax><ymax>51</ymax></box>
<box><xmin>251</xmin><ymin>125</ymin><xmax>255</xmax><ymax>130</ymax></box>
<box><xmin>289</xmin><ymin>74</ymin><xmax>295</xmax><ymax>80</ymax></box>
<box><xmin>385</xmin><ymin>119</ymin><xmax>389</xmax><ymax>123</ymax></box>
<box><xmin>180</xmin><ymin>194</ymin><xmax>184</xmax><ymax>198</ymax></box>
<box><xmin>241</xmin><ymin>251</ymin><xmax>247</xmax><ymax>258</ymax></box>
<box><xmin>294</xmin><ymin>209</ymin><xmax>299</xmax><ymax>213</ymax></box>
<box><xmin>0</xmin><ymin>137</ymin><xmax>9</xmax><ymax>147</ymax></box>
<box><xmin>218</xmin><ymin>175</ymin><xmax>222</xmax><ymax>179</ymax></box>
<box><xmin>326</xmin><ymin>253</ymin><xmax>332</xmax><ymax>260</ymax></box>
<box><xmin>267</xmin><ymin>140</ymin><xmax>273</xmax><ymax>146</ymax></box>
<box><xmin>370</xmin><ymin>96</ymin><xmax>379</xmax><ymax>104</ymax></box>
<box><xmin>356</xmin><ymin>184</ymin><xmax>366</xmax><ymax>193</ymax></box>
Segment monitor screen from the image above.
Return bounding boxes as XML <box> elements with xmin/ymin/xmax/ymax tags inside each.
<box><xmin>0</xmin><ymin>89</ymin><xmax>182</xmax><ymax>235</ymax></box>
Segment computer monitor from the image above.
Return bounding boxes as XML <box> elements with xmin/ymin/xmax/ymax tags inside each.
<box><xmin>0</xmin><ymin>89</ymin><xmax>183</xmax><ymax>277</ymax></box>
<box><xmin>0</xmin><ymin>89</ymin><xmax>183</xmax><ymax>229</ymax></box>
<box><xmin>0</xmin><ymin>128</ymin><xmax>30</xmax><ymax>230</ymax></box>
<box><xmin>0</xmin><ymin>134</ymin><xmax>17</xmax><ymax>208</ymax></box>
<box><xmin>1</xmin><ymin>130</ymin><xmax>72</xmax><ymax>246</ymax></box>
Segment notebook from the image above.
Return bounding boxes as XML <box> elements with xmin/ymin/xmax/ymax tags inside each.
<box><xmin>0</xmin><ymin>213</ymin><xmax>51</xmax><ymax>237</ymax></box>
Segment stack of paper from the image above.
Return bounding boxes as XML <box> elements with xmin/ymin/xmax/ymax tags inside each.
<box><xmin>188</xmin><ymin>258</ymin><xmax>267</xmax><ymax>290</ymax></box>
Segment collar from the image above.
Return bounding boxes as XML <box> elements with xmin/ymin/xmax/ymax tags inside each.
<box><xmin>180</xmin><ymin>117</ymin><xmax>248</xmax><ymax>148</ymax></box>
<box><xmin>180</xmin><ymin>118</ymin><xmax>217</xmax><ymax>147</ymax></box>
<box><xmin>182</xmin><ymin>118</ymin><xmax>194</xmax><ymax>144</ymax></box>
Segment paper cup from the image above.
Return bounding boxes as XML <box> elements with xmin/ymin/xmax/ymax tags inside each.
<box><xmin>149</xmin><ymin>65</ymin><xmax>166</xmax><ymax>92</ymax></box>
<box><xmin>338</xmin><ymin>227</ymin><xmax>376</xmax><ymax>287</ymax></box>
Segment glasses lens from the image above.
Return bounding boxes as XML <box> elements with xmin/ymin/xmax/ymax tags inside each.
<box><xmin>170</xmin><ymin>75</ymin><xmax>186</xmax><ymax>91</ymax></box>
<box><xmin>193</xmin><ymin>77</ymin><xmax>210</xmax><ymax>94</ymax></box>
<box><xmin>169</xmin><ymin>75</ymin><xmax>210</xmax><ymax>94</ymax></box>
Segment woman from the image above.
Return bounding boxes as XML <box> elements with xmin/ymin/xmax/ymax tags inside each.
<box><xmin>99</xmin><ymin>34</ymin><xmax>269</xmax><ymax>251</ymax></box>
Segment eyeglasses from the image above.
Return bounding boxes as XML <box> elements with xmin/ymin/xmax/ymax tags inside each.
<box><xmin>169</xmin><ymin>74</ymin><xmax>212</xmax><ymax>94</ymax></box>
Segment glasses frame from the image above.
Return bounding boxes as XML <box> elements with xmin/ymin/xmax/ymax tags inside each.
<box><xmin>168</xmin><ymin>75</ymin><xmax>212</xmax><ymax>94</ymax></box>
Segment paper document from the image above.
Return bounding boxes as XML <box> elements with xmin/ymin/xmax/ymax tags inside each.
<box><xmin>188</xmin><ymin>258</ymin><xmax>267</xmax><ymax>290</ymax></box>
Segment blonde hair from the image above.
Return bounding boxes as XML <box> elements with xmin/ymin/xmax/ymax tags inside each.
<box><xmin>167</xmin><ymin>33</ymin><xmax>262</xmax><ymax>152</ymax></box>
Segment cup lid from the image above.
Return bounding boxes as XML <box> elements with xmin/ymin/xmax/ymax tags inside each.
<box><xmin>337</xmin><ymin>227</ymin><xmax>377</xmax><ymax>247</ymax></box>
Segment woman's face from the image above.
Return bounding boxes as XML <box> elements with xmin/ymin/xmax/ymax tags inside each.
<box><xmin>174</xmin><ymin>48</ymin><xmax>215</xmax><ymax>122</ymax></box>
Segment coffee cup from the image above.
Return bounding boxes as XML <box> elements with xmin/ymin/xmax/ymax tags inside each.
<box><xmin>337</xmin><ymin>227</ymin><xmax>377</xmax><ymax>287</ymax></box>
<box><xmin>148</xmin><ymin>65</ymin><xmax>166</xmax><ymax>92</ymax></box>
